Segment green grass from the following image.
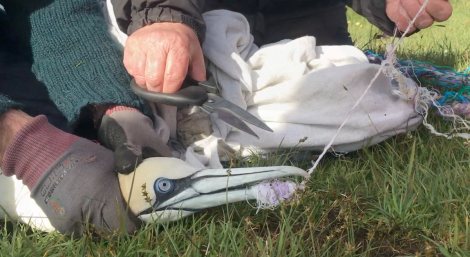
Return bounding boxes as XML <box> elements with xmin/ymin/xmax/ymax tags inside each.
<box><xmin>347</xmin><ymin>0</ymin><xmax>470</xmax><ymax>70</ymax></box>
<box><xmin>2</xmin><ymin>1</ymin><xmax>470</xmax><ymax>256</ymax></box>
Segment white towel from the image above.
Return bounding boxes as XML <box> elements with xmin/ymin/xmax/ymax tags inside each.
<box><xmin>178</xmin><ymin>10</ymin><xmax>422</xmax><ymax>165</ymax></box>
<box><xmin>99</xmin><ymin>4</ymin><xmax>422</xmax><ymax>167</ymax></box>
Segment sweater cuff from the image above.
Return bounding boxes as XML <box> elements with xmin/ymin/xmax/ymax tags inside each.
<box><xmin>358</xmin><ymin>0</ymin><xmax>420</xmax><ymax>37</ymax></box>
<box><xmin>347</xmin><ymin>0</ymin><xmax>395</xmax><ymax>36</ymax></box>
<box><xmin>367</xmin><ymin>0</ymin><xmax>397</xmax><ymax>36</ymax></box>
<box><xmin>128</xmin><ymin>7</ymin><xmax>206</xmax><ymax>44</ymax></box>
<box><xmin>1</xmin><ymin>115</ymin><xmax>78</xmax><ymax>190</ymax></box>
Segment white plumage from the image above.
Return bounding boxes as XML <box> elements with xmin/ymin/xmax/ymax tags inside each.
<box><xmin>0</xmin><ymin>173</ymin><xmax>55</xmax><ymax>232</ymax></box>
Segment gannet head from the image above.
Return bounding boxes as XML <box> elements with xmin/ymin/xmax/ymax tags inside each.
<box><xmin>118</xmin><ymin>157</ymin><xmax>308</xmax><ymax>223</ymax></box>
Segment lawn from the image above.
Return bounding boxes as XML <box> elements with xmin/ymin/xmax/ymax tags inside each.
<box><xmin>2</xmin><ymin>1</ymin><xmax>470</xmax><ymax>256</ymax></box>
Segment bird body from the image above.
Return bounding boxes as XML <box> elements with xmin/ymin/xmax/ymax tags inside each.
<box><xmin>0</xmin><ymin>174</ymin><xmax>55</xmax><ymax>232</ymax></box>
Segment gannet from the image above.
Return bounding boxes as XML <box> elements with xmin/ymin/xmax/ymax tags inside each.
<box><xmin>0</xmin><ymin>157</ymin><xmax>308</xmax><ymax>232</ymax></box>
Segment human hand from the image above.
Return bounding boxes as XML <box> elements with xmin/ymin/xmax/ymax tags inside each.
<box><xmin>0</xmin><ymin>111</ymin><xmax>139</xmax><ymax>237</ymax></box>
<box><xmin>97</xmin><ymin>106</ymin><xmax>173</xmax><ymax>174</ymax></box>
<box><xmin>385</xmin><ymin>0</ymin><xmax>452</xmax><ymax>33</ymax></box>
<box><xmin>123</xmin><ymin>22</ymin><xmax>206</xmax><ymax>93</ymax></box>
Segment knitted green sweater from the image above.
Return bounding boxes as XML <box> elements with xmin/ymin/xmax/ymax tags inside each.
<box><xmin>0</xmin><ymin>0</ymin><xmax>146</xmax><ymax>124</ymax></box>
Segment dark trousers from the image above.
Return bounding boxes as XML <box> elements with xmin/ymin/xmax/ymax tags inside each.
<box><xmin>203</xmin><ymin>1</ymin><xmax>353</xmax><ymax>46</ymax></box>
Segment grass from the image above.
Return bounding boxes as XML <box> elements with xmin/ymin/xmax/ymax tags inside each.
<box><xmin>347</xmin><ymin>0</ymin><xmax>470</xmax><ymax>70</ymax></box>
<box><xmin>2</xmin><ymin>1</ymin><xmax>470</xmax><ymax>256</ymax></box>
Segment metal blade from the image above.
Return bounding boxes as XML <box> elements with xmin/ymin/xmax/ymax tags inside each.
<box><xmin>205</xmin><ymin>94</ymin><xmax>274</xmax><ymax>132</ymax></box>
<box><xmin>216</xmin><ymin>109</ymin><xmax>259</xmax><ymax>138</ymax></box>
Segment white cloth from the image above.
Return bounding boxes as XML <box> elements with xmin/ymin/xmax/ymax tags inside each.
<box><xmin>100</xmin><ymin>5</ymin><xmax>422</xmax><ymax>168</ymax></box>
<box><xmin>183</xmin><ymin>10</ymin><xmax>422</xmax><ymax>163</ymax></box>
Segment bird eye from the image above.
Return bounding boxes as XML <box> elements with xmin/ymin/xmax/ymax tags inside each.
<box><xmin>155</xmin><ymin>178</ymin><xmax>174</xmax><ymax>194</ymax></box>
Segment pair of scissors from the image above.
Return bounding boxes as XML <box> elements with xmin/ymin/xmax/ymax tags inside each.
<box><xmin>129</xmin><ymin>71</ymin><xmax>273</xmax><ymax>138</ymax></box>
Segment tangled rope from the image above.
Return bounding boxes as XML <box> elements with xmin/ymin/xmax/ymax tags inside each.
<box><xmin>365</xmin><ymin>49</ymin><xmax>470</xmax><ymax>119</ymax></box>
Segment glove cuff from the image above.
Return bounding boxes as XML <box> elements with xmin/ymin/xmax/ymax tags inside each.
<box><xmin>1</xmin><ymin>115</ymin><xmax>78</xmax><ymax>190</ymax></box>
<box><xmin>105</xmin><ymin>105</ymin><xmax>140</xmax><ymax>115</ymax></box>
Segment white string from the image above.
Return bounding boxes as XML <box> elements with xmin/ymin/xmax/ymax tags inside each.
<box><xmin>306</xmin><ymin>0</ymin><xmax>432</xmax><ymax>175</ymax></box>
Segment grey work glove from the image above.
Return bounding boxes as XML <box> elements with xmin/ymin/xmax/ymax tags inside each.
<box><xmin>97</xmin><ymin>106</ymin><xmax>173</xmax><ymax>174</ymax></box>
<box><xmin>1</xmin><ymin>115</ymin><xmax>141</xmax><ymax>237</ymax></box>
